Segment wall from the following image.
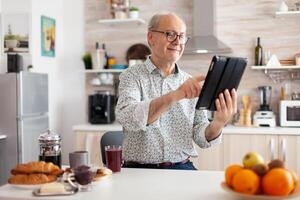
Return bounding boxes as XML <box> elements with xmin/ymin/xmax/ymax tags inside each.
<box><xmin>31</xmin><ymin>0</ymin><xmax>85</xmax><ymax>163</ymax></box>
<box><xmin>31</xmin><ymin>0</ymin><xmax>64</xmax><ymax>132</ymax></box>
<box><xmin>85</xmin><ymin>0</ymin><xmax>300</xmax><ymax>116</ymax></box>
<box><xmin>59</xmin><ymin>0</ymin><xmax>85</xmax><ymax>163</ymax></box>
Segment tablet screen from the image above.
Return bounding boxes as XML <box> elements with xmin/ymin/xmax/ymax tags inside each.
<box><xmin>195</xmin><ymin>55</ymin><xmax>247</xmax><ymax>111</ymax></box>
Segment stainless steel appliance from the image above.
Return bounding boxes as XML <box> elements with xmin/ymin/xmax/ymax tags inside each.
<box><xmin>88</xmin><ymin>91</ymin><xmax>115</xmax><ymax>124</ymax></box>
<box><xmin>253</xmin><ymin>86</ymin><xmax>276</xmax><ymax>127</ymax></box>
<box><xmin>279</xmin><ymin>100</ymin><xmax>300</xmax><ymax>127</ymax></box>
<box><xmin>0</xmin><ymin>72</ymin><xmax>48</xmax><ymax>185</ymax></box>
<box><xmin>184</xmin><ymin>0</ymin><xmax>232</xmax><ymax>54</ymax></box>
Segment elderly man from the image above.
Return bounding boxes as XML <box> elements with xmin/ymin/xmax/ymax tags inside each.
<box><xmin>116</xmin><ymin>12</ymin><xmax>237</xmax><ymax>170</ymax></box>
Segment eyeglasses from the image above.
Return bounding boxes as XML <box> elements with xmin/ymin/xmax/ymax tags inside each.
<box><xmin>150</xmin><ymin>30</ymin><xmax>190</xmax><ymax>45</ymax></box>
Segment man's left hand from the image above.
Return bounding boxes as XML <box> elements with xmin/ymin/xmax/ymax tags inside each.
<box><xmin>213</xmin><ymin>89</ymin><xmax>237</xmax><ymax>127</ymax></box>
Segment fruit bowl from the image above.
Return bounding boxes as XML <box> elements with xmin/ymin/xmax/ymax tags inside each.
<box><xmin>221</xmin><ymin>182</ymin><xmax>300</xmax><ymax>200</ymax></box>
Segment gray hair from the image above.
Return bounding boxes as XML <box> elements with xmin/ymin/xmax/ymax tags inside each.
<box><xmin>148</xmin><ymin>12</ymin><xmax>186</xmax><ymax>31</ymax></box>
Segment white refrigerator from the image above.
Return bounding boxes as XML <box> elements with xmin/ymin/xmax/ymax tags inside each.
<box><xmin>0</xmin><ymin>72</ymin><xmax>49</xmax><ymax>185</ymax></box>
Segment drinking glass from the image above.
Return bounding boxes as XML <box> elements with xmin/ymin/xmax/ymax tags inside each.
<box><xmin>105</xmin><ymin>145</ymin><xmax>122</xmax><ymax>173</ymax></box>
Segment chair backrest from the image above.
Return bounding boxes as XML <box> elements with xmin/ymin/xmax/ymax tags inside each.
<box><xmin>100</xmin><ymin>131</ymin><xmax>124</xmax><ymax>165</ymax></box>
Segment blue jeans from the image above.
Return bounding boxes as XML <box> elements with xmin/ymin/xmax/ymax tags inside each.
<box><xmin>122</xmin><ymin>161</ymin><xmax>197</xmax><ymax>170</ymax></box>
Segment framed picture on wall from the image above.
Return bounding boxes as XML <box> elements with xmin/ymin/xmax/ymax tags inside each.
<box><xmin>2</xmin><ymin>13</ymin><xmax>30</xmax><ymax>54</ymax></box>
<box><xmin>41</xmin><ymin>15</ymin><xmax>55</xmax><ymax>57</ymax></box>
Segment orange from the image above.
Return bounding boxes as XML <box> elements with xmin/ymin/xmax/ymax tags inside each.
<box><xmin>262</xmin><ymin>168</ymin><xmax>294</xmax><ymax>196</ymax></box>
<box><xmin>225</xmin><ymin>164</ymin><xmax>243</xmax><ymax>187</ymax></box>
<box><xmin>232</xmin><ymin>169</ymin><xmax>260</xmax><ymax>195</ymax></box>
<box><xmin>288</xmin><ymin>169</ymin><xmax>299</xmax><ymax>192</ymax></box>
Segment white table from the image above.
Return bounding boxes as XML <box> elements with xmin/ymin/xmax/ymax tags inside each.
<box><xmin>0</xmin><ymin>169</ymin><xmax>229</xmax><ymax>200</ymax></box>
<box><xmin>0</xmin><ymin>168</ymin><xmax>269</xmax><ymax>200</ymax></box>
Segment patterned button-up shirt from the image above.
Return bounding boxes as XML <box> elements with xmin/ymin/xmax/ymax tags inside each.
<box><xmin>116</xmin><ymin>57</ymin><xmax>222</xmax><ymax>164</ymax></box>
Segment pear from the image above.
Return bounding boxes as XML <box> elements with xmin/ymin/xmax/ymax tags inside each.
<box><xmin>242</xmin><ymin>152</ymin><xmax>265</xmax><ymax>168</ymax></box>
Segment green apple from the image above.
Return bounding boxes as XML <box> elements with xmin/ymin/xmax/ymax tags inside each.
<box><xmin>242</xmin><ymin>152</ymin><xmax>264</xmax><ymax>168</ymax></box>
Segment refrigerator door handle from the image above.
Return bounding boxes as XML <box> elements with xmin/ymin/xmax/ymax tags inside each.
<box><xmin>17</xmin><ymin>113</ymin><xmax>48</xmax><ymax>120</ymax></box>
<box><xmin>0</xmin><ymin>135</ymin><xmax>7</xmax><ymax>140</ymax></box>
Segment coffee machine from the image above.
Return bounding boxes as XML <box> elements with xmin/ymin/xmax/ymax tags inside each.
<box><xmin>88</xmin><ymin>91</ymin><xmax>115</xmax><ymax>124</ymax></box>
<box><xmin>253</xmin><ymin>86</ymin><xmax>276</xmax><ymax>127</ymax></box>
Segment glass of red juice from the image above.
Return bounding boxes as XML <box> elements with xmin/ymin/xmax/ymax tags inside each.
<box><xmin>105</xmin><ymin>145</ymin><xmax>122</xmax><ymax>173</ymax></box>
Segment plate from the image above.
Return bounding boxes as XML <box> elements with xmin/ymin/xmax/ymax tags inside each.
<box><xmin>221</xmin><ymin>182</ymin><xmax>300</xmax><ymax>200</ymax></box>
<box><xmin>93</xmin><ymin>174</ymin><xmax>112</xmax><ymax>181</ymax></box>
<box><xmin>32</xmin><ymin>185</ymin><xmax>78</xmax><ymax>197</ymax></box>
<box><xmin>8</xmin><ymin>183</ymin><xmax>49</xmax><ymax>190</ymax></box>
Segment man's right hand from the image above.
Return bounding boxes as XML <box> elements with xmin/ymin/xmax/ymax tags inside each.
<box><xmin>176</xmin><ymin>74</ymin><xmax>206</xmax><ymax>99</ymax></box>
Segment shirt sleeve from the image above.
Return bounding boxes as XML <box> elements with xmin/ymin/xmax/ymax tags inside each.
<box><xmin>116</xmin><ymin>71</ymin><xmax>151</xmax><ymax>132</ymax></box>
<box><xmin>192</xmin><ymin>109</ymin><xmax>222</xmax><ymax>148</ymax></box>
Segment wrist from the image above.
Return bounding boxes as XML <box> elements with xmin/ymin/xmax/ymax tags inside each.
<box><xmin>170</xmin><ymin>90</ymin><xmax>185</xmax><ymax>102</ymax></box>
<box><xmin>210</xmin><ymin>119</ymin><xmax>225</xmax><ymax>131</ymax></box>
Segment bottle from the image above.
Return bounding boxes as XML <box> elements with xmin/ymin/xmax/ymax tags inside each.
<box><xmin>94</xmin><ymin>42</ymin><xmax>105</xmax><ymax>69</ymax></box>
<box><xmin>255</xmin><ymin>37</ymin><xmax>263</xmax><ymax>66</ymax></box>
<box><xmin>102</xmin><ymin>43</ymin><xmax>109</xmax><ymax>69</ymax></box>
<box><xmin>108</xmin><ymin>56</ymin><xmax>116</xmax><ymax>69</ymax></box>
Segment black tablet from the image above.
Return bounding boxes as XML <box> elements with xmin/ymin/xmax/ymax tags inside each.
<box><xmin>195</xmin><ymin>55</ymin><xmax>247</xmax><ymax>111</ymax></box>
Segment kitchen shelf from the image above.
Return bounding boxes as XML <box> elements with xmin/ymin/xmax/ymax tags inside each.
<box><xmin>251</xmin><ymin>65</ymin><xmax>300</xmax><ymax>70</ymax></box>
<box><xmin>84</xmin><ymin>69</ymin><xmax>125</xmax><ymax>74</ymax></box>
<box><xmin>97</xmin><ymin>18</ymin><xmax>146</xmax><ymax>27</ymax></box>
<box><xmin>251</xmin><ymin>65</ymin><xmax>300</xmax><ymax>82</ymax></box>
<box><xmin>275</xmin><ymin>11</ymin><xmax>300</xmax><ymax>18</ymax></box>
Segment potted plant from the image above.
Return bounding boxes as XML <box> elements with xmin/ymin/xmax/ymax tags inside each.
<box><xmin>27</xmin><ymin>65</ymin><xmax>33</xmax><ymax>72</ymax></box>
<box><xmin>82</xmin><ymin>53</ymin><xmax>93</xmax><ymax>70</ymax></box>
<box><xmin>5</xmin><ymin>25</ymin><xmax>19</xmax><ymax>50</ymax></box>
<box><xmin>129</xmin><ymin>6</ymin><xmax>139</xmax><ymax>19</ymax></box>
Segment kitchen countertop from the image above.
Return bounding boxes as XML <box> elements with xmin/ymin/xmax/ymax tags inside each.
<box><xmin>0</xmin><ymin>168</ymin><xmax>234</xmax><ymax>200</ymax></box>
<box><xmin>73</xmin><ymin>122</ymin><xmax>122</xmax><ymax>132</ymax></box>
<box><xmin>223</xmin><ymin>125</ymin><xmax>300</xmax><ymax>135</ymax></box>
<box><xmin>73</xmin><ymin>123</ymin><xmax>300</xmax><ymax>135</ymax></box>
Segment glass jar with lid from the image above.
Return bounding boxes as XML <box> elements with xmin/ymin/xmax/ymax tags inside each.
<box><xmin>38</xmin><ymin>130</ymin><xmax>62</xmax><ymax>168</ymax></box>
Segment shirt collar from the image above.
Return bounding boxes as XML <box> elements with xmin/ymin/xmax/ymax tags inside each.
<box><xmin>144</xmin><ymin>56</ymin><xmax>181</xmax><ymax>76</ymax></box>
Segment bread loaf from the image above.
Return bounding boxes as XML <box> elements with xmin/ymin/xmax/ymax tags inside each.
<box><xmin>11</xmin><ymin>161</ymin><xmax>63</xmax><ymax>176</ymax></box>
<box><xmin>8</xmin><ymin>174</ymin><xmax>57</xmax><ymax>185</ymax></box>
<box><xmin>8</xmin><ymin>161</ymin><xmax>63</xmax><ymax>185</ymax></box>
<box><xmin>94</xmin><ymin>167</ymin><xmax>112</xmax><ymax>181</ymax></box>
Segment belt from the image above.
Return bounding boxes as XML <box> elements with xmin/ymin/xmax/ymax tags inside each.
<box><xmin>124</xmin><ymin>158</ymin><xmax>190</xmax><ymax>167</ymax></box>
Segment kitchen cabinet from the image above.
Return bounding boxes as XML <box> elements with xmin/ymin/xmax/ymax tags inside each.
<box><xmin>223</xmin><ymin>134</ymin><xmax>278</xmax><ymax>167</ymax></box>
<box><xmin>192</xmin><ymin>134</ymin><xmax>281</xmax><ymax>171</ymax></box>
<box><xmin>74</xmin><ymin>124</ymin><xmax>300</xmax><ymax>174</ymax></box>
<box><xmin>278</xmin><ymin>135</ymin><xmax>300</xmax><ymax>175</ymax></box>
<box><xmin>191</xmin><ymin>142</ymin><xmax>224</xmax><ymax>171</ymax></box>
<box><xmin>223</xmin><ymin>134</ymin><xmax>300</xmax><ymax>175</ymax></box>
<box><xmin>74</xmin><ymin>123</ymin><xmax>122</xmax><ymax>167</ymax></box>
<box><xmin>76</xmin><ymin>130</ymin><xmax>106</xmax><ymax>167</ymax></box>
